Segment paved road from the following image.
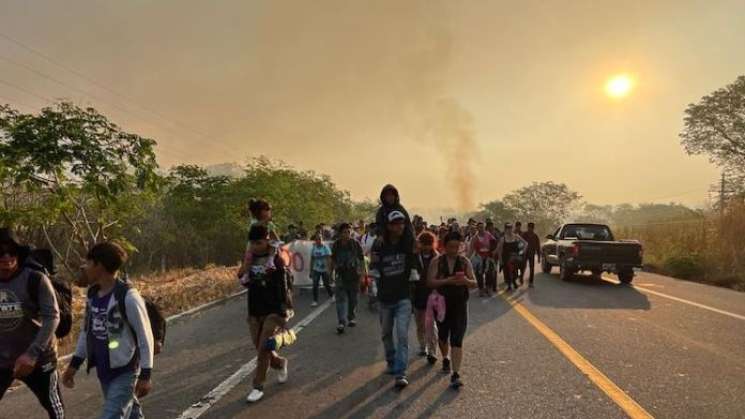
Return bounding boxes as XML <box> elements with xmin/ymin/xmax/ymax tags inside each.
<box><xmin>5</xmin><ymin>271</ymin><xmax>745</xmax><ymax>418</ymax></box>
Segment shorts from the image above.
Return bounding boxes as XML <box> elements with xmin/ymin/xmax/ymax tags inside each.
<box><xmin>437</xmin><ymin>298</ymin><xmax>468</xmax><ymax>348</ymax></box>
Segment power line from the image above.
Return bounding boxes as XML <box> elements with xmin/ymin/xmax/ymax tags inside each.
<box><xmin>0</xmin><ymin>94</ymin><xmax>43</xmax><ymax>111</ymax></box>
<box><xmin>0</xmin><ymin>55</ymin><xmax>236</xmax><ymax>160</ymax></box>
<box><xmin>0</xmin><ymin>79</ymin><xmax>195</xmax><ymax>162</ymax></box>
<box><xmin>0</xmin><ymin>78</ymin><xmax>53</xmax><ymax>103</ymax></box>
<box><xmin>0</xmin><ymin>32</ymin><xmax>217</xmax><ymax>142</ymax></box>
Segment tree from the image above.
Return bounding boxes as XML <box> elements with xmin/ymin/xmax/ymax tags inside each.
<box><xmin>473</xmin><ymin>200</ymin><xmax>518</xmax><ymax>225</ymax></box>
<box><xmin>680</xmin><ymin>75</ymin><xmax>745</xmax><ymax>181</ymax></box>
<box><xmin>502</xmin><ymin>182</ymin><xmax>582</xmax><ymax>233</ymax></box>
<box><xmin>579</xmin><ymin>203</ymin><xmax>615</xmax><ymax>224</ymax></box>
<box><xmin>0</xmin><ymin>102</ymin><xmax>160</xmax><ymax>274</ymax></box>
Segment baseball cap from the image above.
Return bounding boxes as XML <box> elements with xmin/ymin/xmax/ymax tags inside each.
<box><xmin>388</xmin><ymin>211</ymin><xmax>406</xmax><ymax>222</ymax></box>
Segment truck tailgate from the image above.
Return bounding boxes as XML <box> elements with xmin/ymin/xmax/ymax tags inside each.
<box><xmin>575</xmin><ymin>241</ymin><xmax>642</xmax><ymax>264</ymax></box>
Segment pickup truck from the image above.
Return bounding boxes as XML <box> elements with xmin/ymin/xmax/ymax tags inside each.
<box><xmin>540</xmin><ymin>223</ymin><xmax>643</xmax><ymax>284</ymax></box>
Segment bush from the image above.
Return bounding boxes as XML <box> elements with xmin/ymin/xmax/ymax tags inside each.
<box><xmin>663</xmin><ymin>254</ymin><xmax>705</xmax><ymax>279</ymax></box>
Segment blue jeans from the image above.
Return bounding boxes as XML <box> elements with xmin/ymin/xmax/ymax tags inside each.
<box><xmin>379</xmin><ymin>298</ymin><xmax>412</xmax><ymax>378</ymax></box>
<box><xmin>335</xmin><ymin>286</ymin><xmax>358</xmax><ymax>325</ymax></box>
<box><xmin>99</xmin><ymin>370</ymin><xmax>143</xmax><ymax>419</ymax></box>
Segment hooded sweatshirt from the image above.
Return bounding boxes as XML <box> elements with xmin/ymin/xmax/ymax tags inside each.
<box><xmin>375</xmin><ymin>184</ymin><xmax>415</xmax><ymax>249</ymax></box>
<box><xmin>0</xmin><ymin>263</ymin><xmax>59</xmax><ymax>370</ymax></box>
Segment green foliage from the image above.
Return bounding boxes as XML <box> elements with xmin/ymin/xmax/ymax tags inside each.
<box><xmin>503</xmin><ymin>182</ymin><xmax>582</xmax><ymax>233</ymax></box>
<box><xmin>1</xmin><ymin>102</ymin><xmax>160</xmax><ymax>274</ymax></box>
<box><xmin>473</xmin><ymin>200</ymin><xmax>518</xmax><ymax>225</ymax></box>
<box><xmin>680</xmin><ymin>75</ymin><xmax>745</xmax><ymax>179</ymax></box>
<box><xmin>1</xmin><ymin>103</ymin><xmax>370</xmax><ymax>275</ymax></box>
<box><xmin>474</xmin><ymin>182</ymin><xmax>581</xmax><ymax>235</ymax></box>
<box><xmin>126</xmin><ymin>157</ymin><xmax>376</xmax><ymax>272</ymax></box>
<box><xmin>663</xmin><ymin>253</ymin><xmax>705</xmax><ymax>280</ymax></box>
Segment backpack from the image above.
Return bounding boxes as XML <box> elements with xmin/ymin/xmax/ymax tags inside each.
<box><xmin>111</xmin><ymin>280</ymin><xmax>167</xmax><ymax>355</ymax></box>
<box><xmin>26</xmin><ymin>248</ymin><xmax>73</xmax><ymax>339</ymax></box>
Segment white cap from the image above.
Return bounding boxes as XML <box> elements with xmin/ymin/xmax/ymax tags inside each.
<box><xmin>388</xmin><ymin>211</ymin><xmax>406</xmax><ymax>222</ymax></box>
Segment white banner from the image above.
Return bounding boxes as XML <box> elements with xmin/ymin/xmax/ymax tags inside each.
<box><xmin>286</xmin><ymin>240</ymin><xmax>333</xmax><ymax>286</ymax></box>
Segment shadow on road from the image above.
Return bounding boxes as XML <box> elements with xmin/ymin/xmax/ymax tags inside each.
<box><xmin>527</xmin><ymin>273</ymin><xmax>651</xmax><ymax>310</ymax></box>
<box><xmin>309</xmin><ymin>362</ymin><xmax>445</xmax><ymax>419</ymax></box>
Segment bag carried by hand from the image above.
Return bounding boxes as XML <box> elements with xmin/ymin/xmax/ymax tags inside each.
<box><xmin>264</xmin><ymin>328</ymin><xmax>297</xmax><ymax>351</ymax></box>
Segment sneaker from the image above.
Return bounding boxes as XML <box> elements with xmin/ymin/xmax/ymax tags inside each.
<box><xmin>418</xmin><ymin>349</ymin><xmax>427</xmax><ymax>357</ymax></box>
<box><xmin>348</xmin><ymin>320</ymin><xmax>357</xmax><ymax>328</ymax></box>
<box><xmin>441</xmin><ymin>358</ymin><xmax>451</xmax><ymax>374</ymax></box>
<box><xmin>336</xmin><ymin>324</ymin><xmax>345</xmax><ymax>334</ymax></box>
<box><xmin>450</xmin><ymin>373</ymin><xmax>463</xmax><ymax>389</ymax></box>
<box><xmin>311</xmin><ymin>301</ymin><xmax>319</xmax><ymax>307</ymax></box>
<box><xmin>277</xmin><ymin>359</ymin><xmax>289</xmax><ymax>384</ymax></box>
<box><xmin>246</xmin><ymin>387</ymin><xmax>264</xmax><ymax>403</ymax></box>
<box><xmin>427</xmin><ymin>354</ymin><xmax>438</xmax><ymax>365</ymax></box>
<box><xmin>395</xmin><ymin>376</ymin><xmax>409</xmax><ymax>389</ymax></box>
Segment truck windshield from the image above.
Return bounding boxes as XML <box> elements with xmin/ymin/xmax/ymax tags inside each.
<box><xmin>561</xmin><ymin>225</ymin><xmax>613</xmax><ymax>241</ymax></box>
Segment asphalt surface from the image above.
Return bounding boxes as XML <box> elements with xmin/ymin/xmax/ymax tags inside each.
<box><xmin>4</xmin><ymin>270</ymin><xmax>745</xmax><ymax>419</ymax></box>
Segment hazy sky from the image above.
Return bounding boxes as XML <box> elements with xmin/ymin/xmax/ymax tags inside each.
<box><xmin>2</xmin><ymin>0</ymin><xmax>744</xmax><ymax>211</ymax></box>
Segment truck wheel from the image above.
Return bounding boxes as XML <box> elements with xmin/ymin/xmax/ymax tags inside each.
<box><xmin>559</xmin><ymin>261</ymin><xmax>573</xmax><ymax>281</ymax></box>
<box><xmin>618</xmin><ymin>270</ymin><xmax>634</xmax><ymax>284</ymax></box>
<box><xmin>541</xmin><ymin>256</ymin><xmax>552</xmax><ymax>274</ymax></box>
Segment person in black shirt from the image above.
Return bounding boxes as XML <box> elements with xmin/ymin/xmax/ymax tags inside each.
<box><xmin>370</xmin><ymin>211</ymin><xmax>415</xmax><ymax>389</ymax></box>
<box><xmin>244</xmin><ymin>225</ymin><xmax>293</xmax><ymax>403</ymax></box>
<box><xmin>427</xmin><ymin>230</ymin><xmax>477</xmax><ymax>390</ymax></box>
<box><xmin>497</xmin><ymin>223</ymin><xmax>529</xmax><ymax>291</ymax></box>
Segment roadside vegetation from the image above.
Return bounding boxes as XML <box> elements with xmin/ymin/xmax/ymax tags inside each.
<box><xmin>1</xmin><ymin>75</ymin><xmax>743</xmax><ymax>292</ymax></box>
<box><xmin>0</xmin><ymin>102</ymin><xmax>374</xmax><ymax>278</ymax></box>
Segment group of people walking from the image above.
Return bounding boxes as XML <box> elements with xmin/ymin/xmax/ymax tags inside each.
<box><xmin>0</xmin><ymin>228</ymin><xmax>155</xmax><ymax>419</ymax></box>
<box><xmin>0</xmin><ymin>183</ymin><xmax>544</xmax><ymax>417</ymax></box>
<box><xmin>240</xmin><ymin>184</ymin><xmax>543</xmax><ymax>402</ymax></box>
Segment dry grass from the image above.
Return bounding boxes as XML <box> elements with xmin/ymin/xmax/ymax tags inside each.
<box><xmin>614</xmin><ymin>201</ymin><xmax>745</xmax><ymax>291</ymax></box>
<box><xmin>59</xmin><ymin>265</ymin><xmax>241</xmax><ymax>356</ymax></box>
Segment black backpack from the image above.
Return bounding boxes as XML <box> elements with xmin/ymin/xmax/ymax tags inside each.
<box><xmin>111</xmin><ymin>280</ymin><xmax>167</xmax><ymax>355</ymax></box>
<box><xmin>26</xmin><ymin>248</ymin><xmax>73</xmax><ymax>339</ymax></box>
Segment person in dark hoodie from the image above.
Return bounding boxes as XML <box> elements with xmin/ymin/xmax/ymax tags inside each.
<box><xmin>375</xmin><ymin>185</ymin><xmax>415</xmax><ymax>253</ymax></box>
<box><xmin>0</xmin><ymin>228</ymin><xmax>64</xmax><ymax>419</ymax></box>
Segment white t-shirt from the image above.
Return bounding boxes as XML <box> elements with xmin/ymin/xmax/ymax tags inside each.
<box><xmin>359</xmin><ymin>233</ymin><xmax>377</xmax><ymax>256</ymax></box>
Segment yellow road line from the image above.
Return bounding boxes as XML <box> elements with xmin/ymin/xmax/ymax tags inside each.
<box><xmin>500</xmin><ymin>293</ymin><xmax>654</xmax><ymax>419</ymax></box>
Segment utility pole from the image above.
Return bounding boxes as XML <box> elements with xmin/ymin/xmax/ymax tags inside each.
<box><xmin>720</xmin><ymin>172</ymin><xmax>726</xmax><ymax>219</ymax></box>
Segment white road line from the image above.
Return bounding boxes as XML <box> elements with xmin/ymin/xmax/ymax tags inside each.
<box><xmin>602</xmin><ymin>276</ymin><xmax>745</xmax><ymax>322</ymax></box>
<box><xmin>175</xmin><ymin>298</ymin><xmax>333</xmax><ymax>419</ymax></box>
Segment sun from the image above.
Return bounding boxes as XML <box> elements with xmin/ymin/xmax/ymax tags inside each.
<box><xmin>605</xmin><ymin>74</ymin><xmax>634</xmax><ymax>98</ymax></box>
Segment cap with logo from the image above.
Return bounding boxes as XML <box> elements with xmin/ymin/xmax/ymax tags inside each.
<box><xmin>388</xmin><ymin>211</ymin><xmax>406</xmax><ymax>222</ymax></box>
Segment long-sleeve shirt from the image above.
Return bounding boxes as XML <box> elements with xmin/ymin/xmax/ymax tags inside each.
<box><xmin>71</xmin><ymin>282</ymin><xmax>154</xmax><ymax>381</ymax></box>
<box><xmin>0</xmin><ymin>267</ymin><xmax>59</xmax><ymax>369</ymax></box>
<box><xmin>520</xmin><ymin>231</ymin><xmax>541</xmax><ymax>256</ymax></box>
